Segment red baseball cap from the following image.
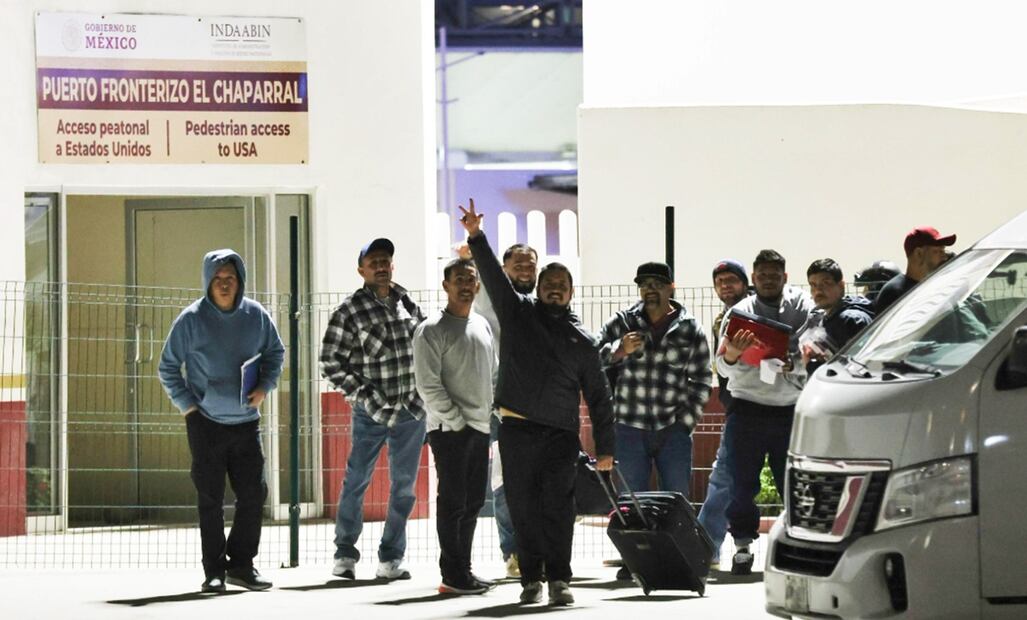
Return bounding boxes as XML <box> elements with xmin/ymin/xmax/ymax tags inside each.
<box><xmin>903</xmin><ymin>226</ymin><xmax>956</xmax><ymax>256</ymax></box>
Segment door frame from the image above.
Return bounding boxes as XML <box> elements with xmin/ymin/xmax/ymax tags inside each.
<box><xmin>125</xmin><ymin>197</ymin><xmax>256</xmax><ymax>517</ymax></box>
<box><xmin>46</xmin><ymin>186</ymin><xmax>321</xmax><ymax>531</ymax></box>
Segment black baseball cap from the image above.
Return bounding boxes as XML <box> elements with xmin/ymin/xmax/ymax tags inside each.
<box><xmin>357</xmin><ymin>238</ymin><xmax>395</xmax><ymax>265</ymax></box>
<box><xmin>634</xmin><ymin>261</ymin><xmax>673</xmax><ymax>285</ymax></box>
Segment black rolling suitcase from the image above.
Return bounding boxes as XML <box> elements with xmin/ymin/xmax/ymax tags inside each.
<box><xmin>586</xmin><ymin>459</ymin><xmax>715</xmax><ymax>596</ymax></box>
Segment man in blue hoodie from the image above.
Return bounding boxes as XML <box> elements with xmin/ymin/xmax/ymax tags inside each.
<box><xmin>159</xmin><ymin>249</ymin><xmax>285</xmax><ymax>593</ymax></box>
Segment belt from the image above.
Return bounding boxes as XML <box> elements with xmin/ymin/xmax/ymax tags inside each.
<box><xmin>499</xmin><ymin>407</ymin><xmax>527</xmax><ymax>420</ymax></box>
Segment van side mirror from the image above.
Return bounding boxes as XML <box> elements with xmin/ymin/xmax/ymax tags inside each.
<box><xmin>998</xmin><ymin>326</ymin><xmax>1027</xmax><ymax>389</ymax></box>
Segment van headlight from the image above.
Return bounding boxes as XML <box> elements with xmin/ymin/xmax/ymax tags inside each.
<box><xmin>875</xmin><ymin>456</ymin><xmax>974</xmax><ymax>532</ymax></box>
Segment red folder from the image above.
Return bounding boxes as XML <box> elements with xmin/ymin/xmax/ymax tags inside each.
<box><xmin>725</xmin><ymin>309</ymin><xmax>793</xmax><ymax>366</ymax></box>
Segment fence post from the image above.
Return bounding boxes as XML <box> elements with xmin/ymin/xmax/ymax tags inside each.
<box><xmin>289</xmin><ymin>216</ymin><xmax>300</xmax><ymax>567</ymax></box>
<box><xmin>665</xmin><ymin>205</ymin><xmax>675</xmax><ymax>275</ymax></box>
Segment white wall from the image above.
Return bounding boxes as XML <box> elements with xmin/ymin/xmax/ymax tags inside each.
<box><xmin>578</xmin><ymin>104</ymin><xmax>1027</xmax><ymax>286</ymax></box>
<box><xmin>585</xmin><ymin>0</ymin><xmax>1027</xmax><ymax>108</ymax></box>
<box><xmin>0</xmin><ymin>0</ymin><xmax>437</xmax><ymax>291</ymax></box>
<box><xmin>439</xmin><ymin>51</ymin><xmax>581</xmax><ymax>153</ymax></box>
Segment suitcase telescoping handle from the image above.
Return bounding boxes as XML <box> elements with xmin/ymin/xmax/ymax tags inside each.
<box><xmin>580</xmin><ymin>454</ymin><xmax>651</xmax><ymax>529</ymax></box>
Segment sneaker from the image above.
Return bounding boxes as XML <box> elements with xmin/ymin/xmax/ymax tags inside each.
<box><xmin>332</xmin><ymin>557</ymin><xmax>356</xmax><ymax>580</ymax></box>
<box><xmin>519</xmin><ymin>581</ymin><xmax>543</xmax><ymax>604</ymax></box>
<box><xmin>201</xmin><ymin>574</ymin><xmax>226</xmax><ymax>593</ymax></box>
<box><xmin>615</xmin><ymin>565</ymin><xmax>632</xmax><ymax>580</ymax></box>
<box><xmin>470</xmin><ymin>573</ymin><xmax>496</xmax><ymax>589</ymax></box>
<box><xmin>226</xmin><ymin>566</ymin><xmax>272</xmax><ymax>591</ymax></box>
<box><xmin>439</xmin><ymin>575</ymin><xmax>489</xmax><ymax>595</ymax></box>
<box><xmin>731</xmin><ymin>546</ymin><xmax>754</xmax><ymax>575</ymax></box>
<box><xmin>548</xmin><ymin>580</ymin><xmax>574</xmax><ymax>606</ymax></box>
<box><xmin>376</xmin><ymin>559</ymin><xmax>411</xmax><ymax>580</ymax></box>
<box><xmin>505</xmin><ymin>554</ymin><xmax>520</xmax><ymax>578</ymax></box>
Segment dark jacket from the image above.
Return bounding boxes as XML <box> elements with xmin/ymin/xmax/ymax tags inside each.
<box><xmin>823</xmin><ymin>295</ymin><xmax>875</xmax><ymax>349</ymax></box>
<box><xmin>874</xmin><ymin>273</ymin><xmax>918</xmax><ymax>314</ymax></box>
<box><xmin>597</xmin><ymin>300</ymin><xmax>711</xmax><ymax>433</ymax></box>
<box><xmin>468</xmin><ymin>232</ymin><xmax>615</xmax><ymax>456</ymax></box>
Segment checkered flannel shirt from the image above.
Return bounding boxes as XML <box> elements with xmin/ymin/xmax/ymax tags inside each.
<box><xmin>320</xmin><ymin>283</ymin><xmax>426</xmax><ymax>427</ymax></box>
<box><xmin>597</xmin><ymin>301</ymin><xmax>712</xmax><ymax>432</ymax></box>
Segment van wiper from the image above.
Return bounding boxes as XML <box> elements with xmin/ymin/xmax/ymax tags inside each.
<box><xmin>880</xmin><ymin>359</ymin><xmax>942</xmax><ymax>377</ymax></box>
<box><xmin>836</xmin><ymin>354</ymin><xmax>872</xmax><ymax>378</ymax></box>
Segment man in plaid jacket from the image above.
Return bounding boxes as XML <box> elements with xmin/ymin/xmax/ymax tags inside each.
<box><xmin>320</xmin><ymin>237</ymin><xmax>427</xmax><ymax>581</ymax></box>
<box><xmin>597</xmin><ymin>262</ymin><xmax>712</xmax><ymax>496</ymax></box>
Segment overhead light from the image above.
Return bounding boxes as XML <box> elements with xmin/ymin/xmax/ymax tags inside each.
<box><xmin>463</xmin><ymin>161</ymin><xmax>576</xmax><ymax>171</ymax></box>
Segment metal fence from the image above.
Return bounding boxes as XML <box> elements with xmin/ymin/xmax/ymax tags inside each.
<box><xmin>0</xmin><ymin>281</ymin><xmax>769</xmax><ymax>569</ymax></box>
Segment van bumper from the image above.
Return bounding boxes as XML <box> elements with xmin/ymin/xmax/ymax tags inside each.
<box><xmin>764</xmin><ymin>515</ymin><xmax>980</xmax><ymax>619</ymax></box>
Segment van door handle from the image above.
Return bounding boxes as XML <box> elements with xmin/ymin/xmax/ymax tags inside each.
<box><xmin>142</xmin><ymin>324</ymin><xmax>155</xmax><ymax>363</ymax></box>
<box><xmin>133</xmin><ymin>324</ymin><xmax>142</xmax><ymax>364</ymax></box>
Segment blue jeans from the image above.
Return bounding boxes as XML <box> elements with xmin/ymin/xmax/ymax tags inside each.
<box><xmin>697</xmin><ymin>429</ymin><xmax>732</xmax><ymax>553</ymax></box>
<box><xmin>334</xmin><ymin>405</ymin><xmax>426</xmax><ymax>562</ymax></box>
<box><xmin>614</xmin><ymin>422</ymin><xmax>693</xmax><ymax>495</ymax></box>
<box><xmin>489</xmin><ymin>415</ymin><xmax>517</xmax><ymax>558</ymax></box>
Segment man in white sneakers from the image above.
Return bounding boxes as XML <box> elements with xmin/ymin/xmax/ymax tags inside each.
<box><xmin>320</xmin><ymin>238</ymin><xmax>427</xmax><ymax>581</ymax></box>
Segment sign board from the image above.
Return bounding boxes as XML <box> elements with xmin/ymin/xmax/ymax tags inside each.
<box><xmin>35</xmin><ymin>12</ymin><xmax>309</xmax><ymax>164</ymax></box>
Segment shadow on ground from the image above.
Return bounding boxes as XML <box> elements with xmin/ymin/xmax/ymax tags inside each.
<box><xmin>707</xmin><ymin>570</ymin><xmax>765</xmax><ymax>585</ymax></box>
<box><xmin>603</xmin><ymin>594</ymin><xmax>702</xmax><ymax>602</ymax></box>
<box><xmin>108</xmin><ymin>591</ymin><xmax>246</xmax><ymax>607</ymax></box>
<box><xmin>374</xmin><ymin>592</ymin><xmax>465</xmax><ymax>605</ymax></box>
<box><xmin>567</xmin><ymin>579</ymin><xmax>637</xmax><ymax>591</ymax></box>
<box><xmin>462</xmin><ymin>601</ymin><xmax>576</xmax><ymax>617</ymax></box>
<box><xmin>281</xmin><ymin>578</ymin><xmax>392</xmax><ymax>592</ymax></box>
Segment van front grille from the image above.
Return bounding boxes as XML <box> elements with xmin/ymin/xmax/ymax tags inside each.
<box><xmin>787</xmin><ymin>463</ymin><xmax>889</xmax><ymax>543</ymax></box>
<box><xmin>789</xmin><ymin>469</ymin><xmax>846</xmax><ymax>534</ymax></box>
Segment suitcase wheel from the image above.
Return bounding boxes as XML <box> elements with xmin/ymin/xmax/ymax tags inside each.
<box><xmin>632</xmin><ymin>574</ymin><xmax>651</xmax><ymax>595</ymax></box>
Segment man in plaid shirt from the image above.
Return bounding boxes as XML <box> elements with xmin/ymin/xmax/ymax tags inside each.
<box><xmin>597</xmin><ymin>261</ymin><xmax>712</xmax><ymax>496</ymax></box>
<box><xmin>320</xmin><ymin>237</ymin><xmax>427</xmax><ymax>581</ymax></box>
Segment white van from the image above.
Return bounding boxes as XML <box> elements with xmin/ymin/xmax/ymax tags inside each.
<box><xmin>764</xmin><ymin>211</ymin><xmax>1027</xmax><ymax>619</ymax></box>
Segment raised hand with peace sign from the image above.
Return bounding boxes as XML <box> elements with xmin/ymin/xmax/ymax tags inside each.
<box><xmin>458</xmin><ymin>198</ymin><xmax>483</xmax><ymax>238</ymax></box>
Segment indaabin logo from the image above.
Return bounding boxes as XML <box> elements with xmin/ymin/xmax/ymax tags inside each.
<box><xmin>61</xmin><ymin>18</ymin><xmax>83</xmax><ymax>52</ymax></box>
<box><xmin>209</xmin><ymin>22</ymin><xmax>272</xmax><ymax>42</ymax></box>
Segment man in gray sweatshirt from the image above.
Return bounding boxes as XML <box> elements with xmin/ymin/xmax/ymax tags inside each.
<box><xmin>715</xmin><ymin>249</ymin><xmax>813</xmax><ymax>575</ymax></box>
<box><xmin>414</xmin><ymin>258</ymin><xmax>497</xmax><ymax>595</ymax></box>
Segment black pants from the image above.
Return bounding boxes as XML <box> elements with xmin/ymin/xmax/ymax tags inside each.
<box><xmin>724</xmin><ymin>399</ymin><xmax>794</xmax><ymax>544</ymax></box>
<box><xmin>427</xmin><ymin>426</ymin><xmax>490</xmax><ymax>581</ymax></box>
<box><xmin>185</xmin><ymin>412</ymin><xmax>268</xmax><ymax>578</ymax></box>
<box><xmin>499</xmin><ymin>417</ymin><xmax>579</xmax><ymax>585</ymax></box>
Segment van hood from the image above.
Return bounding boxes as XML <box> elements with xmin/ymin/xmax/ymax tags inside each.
<box><xmin>792</xmin><ymin>363</ymin><xmax>980</xmax><ymax>468</ymax></box>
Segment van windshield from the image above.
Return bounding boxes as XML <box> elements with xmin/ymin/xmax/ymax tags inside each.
<box><xmin>846</xmin><ymin>249</ymin><xmax>1027</xmax><ymax>372</ymax></box>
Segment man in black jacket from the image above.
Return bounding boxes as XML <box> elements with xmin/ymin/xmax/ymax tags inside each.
<box><xmin>460</xmin><ymin>199</ymin><xmax>614</xmax><ymax>607</ymax></box>
<box><xmin>874</xmin><ymin>226</ymin><xmax>956</xmax><ymax>313</ymax></box>
<box><xmin>802</xmin><ymin>258</ymin><xmax>875</xmax><ymax>374</ymax></box>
